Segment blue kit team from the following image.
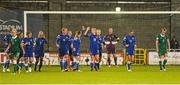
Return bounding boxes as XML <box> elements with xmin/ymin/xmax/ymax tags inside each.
<box><xmin>3</xmin><ymin>27</ymin><xmax>137</xmax><ymax>73</ymax></box>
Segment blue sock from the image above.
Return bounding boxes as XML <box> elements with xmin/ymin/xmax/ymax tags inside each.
<box><xmin>96</xmin><ymin>63</ymin><xmax>99</xmax><ymax>69</ymax></box>
<box><xmin>93</xmin><ymin>62</ymin><xmax>96</xmax><ymax>68</ymax></box>
<box><xmin>127</xmin><ymin>61</ymin><xmax>131</xmax><ymax>70</ymax></box>
<box><xmin>4</xmin><ymin>60</ymin><xmax>10</xmax><ymax>69</ymax></box>
<box><xmin>76</xmin><ymin>62</ymin><xmax>79</xmax><ymax>70</ymax></box>
<box><xmin>25</xmin><ymin>63</ymin><xmax>28</xmax><ymax>71</ymax></box>
<box><xmin>62</xmin><ymin>61</ymin><xmax>65</xmax><ymax>70</ymax></box>
<box><xmin>20</xmin><ymin>63</ymin><xmax>24</xmax><ymax>68</ymax></box>
<box><xmin>65</xmin><ymin>60</ymin><xmax>68</xmax><ymax>69</ymax></box>
<box><xmin>7</xmin><ymin>60</ymin><xmax>10</xmax><ymax>68</ymax></box>
<box><xmin>95</xmin><ymin>63</ymin><xmax>97</xmax><ymax>67</ymax></box>
<box><xmin>60</xmin><ymin>60</ymin><xmax>63</xmax><ymax>70</ymax></box>
<box><xmin>3</xmin><ymin>62</ymin><xmax>7</xmax><ymax>69</ymax></box>
<box><xmin>71</xmin><ymin>62</ymin><xmax>75</xmax><ymax>68</ymax></box>
<box><xmin>90</xmin><ymin>62</ymin><xmax>93</xmax><ymax>69</ymax></box>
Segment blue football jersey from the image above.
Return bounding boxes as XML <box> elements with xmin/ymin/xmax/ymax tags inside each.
<box><xmin>72</xmin><ymin>37</ymin><xmax>81</xmax><ymax>51</ymax></box>
<box><xmin>97</xmin><ymin>35</ymin><xmax>104</xmax><ymax>50</ymax></box>
<box><xmin>22</xmin><ymin>37</ymin><xmax>34</xmax><ymax>52</ymax></box>
<box><xmin>123</xmin><ymin>35</ymin><xmax>136</xmax><ymax>49</ymax></box>
<box><xmin>56</xmin><ymin>34</ymin><xmax>70</xmax><ymax>51</ymax></box>
<box><xmin>88</xmin><ymin>33</ymin><xmax>99</xmax><ymax>50</ymax></box>
<box><xmin>34</xmin><ymin>38</ymin><xmax>47</xmax><ymax>51</ymax></box>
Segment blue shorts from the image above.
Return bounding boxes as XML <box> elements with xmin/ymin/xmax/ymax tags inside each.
<box><xmin>35</xmin><ymin>50</ymin><xmax>44</xmax><ymax>57</ymax></box>
<box><xmin>25</xmin><ymin>51</ymin><xmax>33</xmax><ymax>57</ymax></box>
<box><xmin>126</xmin><ymin>49</ymin><xmax>135</xmax><ymax>56</ymax></box>
<box><xmin>72</xmin><ymin>50</ymin><xmax>80</xmax><ymax>56</ymax></box>
<box><xmin>89</xmin><ymin>49</ymin><xmax>99</xmax><ymax>56</ymax></box>
<box><xmin>58</xmin><ymin>49</ymin><xmax>69</xmax><ymax>57</ymax></box>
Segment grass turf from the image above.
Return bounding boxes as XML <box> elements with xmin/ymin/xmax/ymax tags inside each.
<box><xmin>0</xmin><ymin>65</ymin><xmax>180</xmax><ymax>84</ymax></box>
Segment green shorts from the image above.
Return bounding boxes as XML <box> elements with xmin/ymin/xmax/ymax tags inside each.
<box><xmin>8</xmin><ymin>52</ymin><xmax>20</xmax><ymax>59</ymax></box>
<box><xmin>158</xmin><ymin>49</ymin><xmax>167</xmax><ymax>56</ymax></box>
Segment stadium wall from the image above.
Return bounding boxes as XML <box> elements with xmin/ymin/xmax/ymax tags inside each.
<box><xmin>0</xmin><ymin>0</ymin><xmax>180</xmax><ymax>52</ymax></box>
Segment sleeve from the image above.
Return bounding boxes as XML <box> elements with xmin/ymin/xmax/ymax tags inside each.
<box><xmin>84</xmin><ymin>33</ymin><xmax>91</xmax><ymax>37</ymax></box>
<box><xmin>166</xmin><ymin>35</ymin><xmax>169</xmax><ymax>40</ymax></box>
<box><xmin>21</xmin><ymin>38</ymin><xmax>25</xmax><ymax>43</ymax></box>
<box><xmin>177</xmin><ymin>40</ymin><xmax>179</xmax><ymax>48</ymax></box>
<box><xmin>3</xmin><ymin>35</ymin><xmax>7</xmax><ymax>41</ymax></box>
<box><xmin>102</xmin><ymin>36</ymin><xmax>106</xmax><ymax>45</ymax></box>
<box><xmin>134</xmin><ymin>36</ymin><xmax>137</xmax><ymax>43</ymax></box>
<box><xmin>18</xmin><ymin>38</ymin><xmax>21</xmax><ymax>44</ymax></box>
<box><xmin>34</xmin><ymin>38</ymin><xmax>37</xmax><ymax>43</ymax></box>
<box><xmin>114</xmin><ymin>35</ymin><xmax>120</xmax><ymax>42</ymax></box>
<box><xmin>104</xmin><ymin>35</ymin><xmax>108</xmax><ymax>41</ymax></box>
<box><xmin>122</xmin><ymin>36</ymin><xmax>127</xmax><ymax>46</ymax></box>
<box><xmin>44</xmin><ymin>38</ymin><xmax>48</xmax><ymax>44</ymax></box>
<box><xmin>56</xmin><ymin>35</ymin><xmax>60</xmax><ymax>45</ymax></box>
<box><xmin>100</xmin><ymin>36</ymin><xmax>104</xmax><ymax>43</ymax></box>
<box><xmin>156</xmin><ymin>34</ymin><xmax>159</xmax><ymax>40</ymax></box>
<box><xmin>33</xmin><ymin>38</ymin><xmax>36</xmax><ymax>44</ymax></box>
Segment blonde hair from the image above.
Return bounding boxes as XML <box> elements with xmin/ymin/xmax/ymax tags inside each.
<box><xmin>38</xmin><ymin>31</ymin><xmax>45</xmax><ymax>38</ymax></box>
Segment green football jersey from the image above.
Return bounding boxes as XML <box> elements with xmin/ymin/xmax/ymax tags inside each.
<box><xmin>9</xmin><ymin>36</ymin><xmax>21</xmax><ymax>53</ymax></box>
<box><xmin>156</xmin><ymin>33</ymin><xmax>169</xmax><ymax>52</ymax></box>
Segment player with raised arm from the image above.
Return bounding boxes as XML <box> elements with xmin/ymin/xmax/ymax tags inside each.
<box><xmin>21</xmin><ymin>32</ymin><xmax>35</xmax><ymax>72</ymax></box>
<box><xmin>56</xmin><ymin>28</ymin><xmax>70</xmax><ymax>72</ymax></box>
<box><xmin>34</xmin><ymin>31</ymin><xmax>48</xmax><ymax>72</ymax></box>
<box><xmin>84</xmin><ymin>27</ymin><xmax>99</xmax><ymax>71</ymax></box>
<box><xmin>4</xmin><ymin>29</ymin><xmax>24</xmax><ymax>74</ymax></box>
<box><xmin>156</xmin><ymin>28</ymin><xmax>171</xmax><ymax>71</ymax></box>
<box><xmin>104</xmin><ymin>28</ymin><xmax>119</xmax><ymax>67</ymax></box>
<box><xmin>71</xmin><ymin>31</ymin><xmax>82</xmax><ymax>72</ymax></box>
<box><xmin>123</xmin><ymin>30</ymin><xmax>136</xmax><ymax>72</ymax></box>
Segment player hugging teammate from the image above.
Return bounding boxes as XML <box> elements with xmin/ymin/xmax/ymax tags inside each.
<box><xmin>56</xmin><ymin>27</ymin><xmax>83</xmax><ymax>72</ymax></box>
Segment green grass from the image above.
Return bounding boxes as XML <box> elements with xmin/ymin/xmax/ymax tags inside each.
<box><xmin>0</xmin><ymin>65</ymin><xmax>180</xmax><ymax>84</ymax></box>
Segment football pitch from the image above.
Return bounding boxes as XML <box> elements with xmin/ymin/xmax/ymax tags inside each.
<box><xmin>0</xmin><ymin>65</ymin><xmax>180</xmax><ymax>84</ymax></box>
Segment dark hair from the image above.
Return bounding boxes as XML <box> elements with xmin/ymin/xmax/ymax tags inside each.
<box><xmin>26</xmin><ymin>32</ymin><xmax>32</xmax><ymax>35</ymax></box>
<box><xmin>161</xmin><ymin>27</ymin><xmax>167</xmax><ymax>31</ymax></box>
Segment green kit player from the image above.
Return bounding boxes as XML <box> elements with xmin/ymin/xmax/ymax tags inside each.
<box><xmin>156</xmin><ymin>28</ymin><xmax>171</xmax><ymax>71</ymax></box>
<box><xmin>5</xmin><ymin>29</ymin><xmax>24</xmax><ymax>74</ymax></box>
